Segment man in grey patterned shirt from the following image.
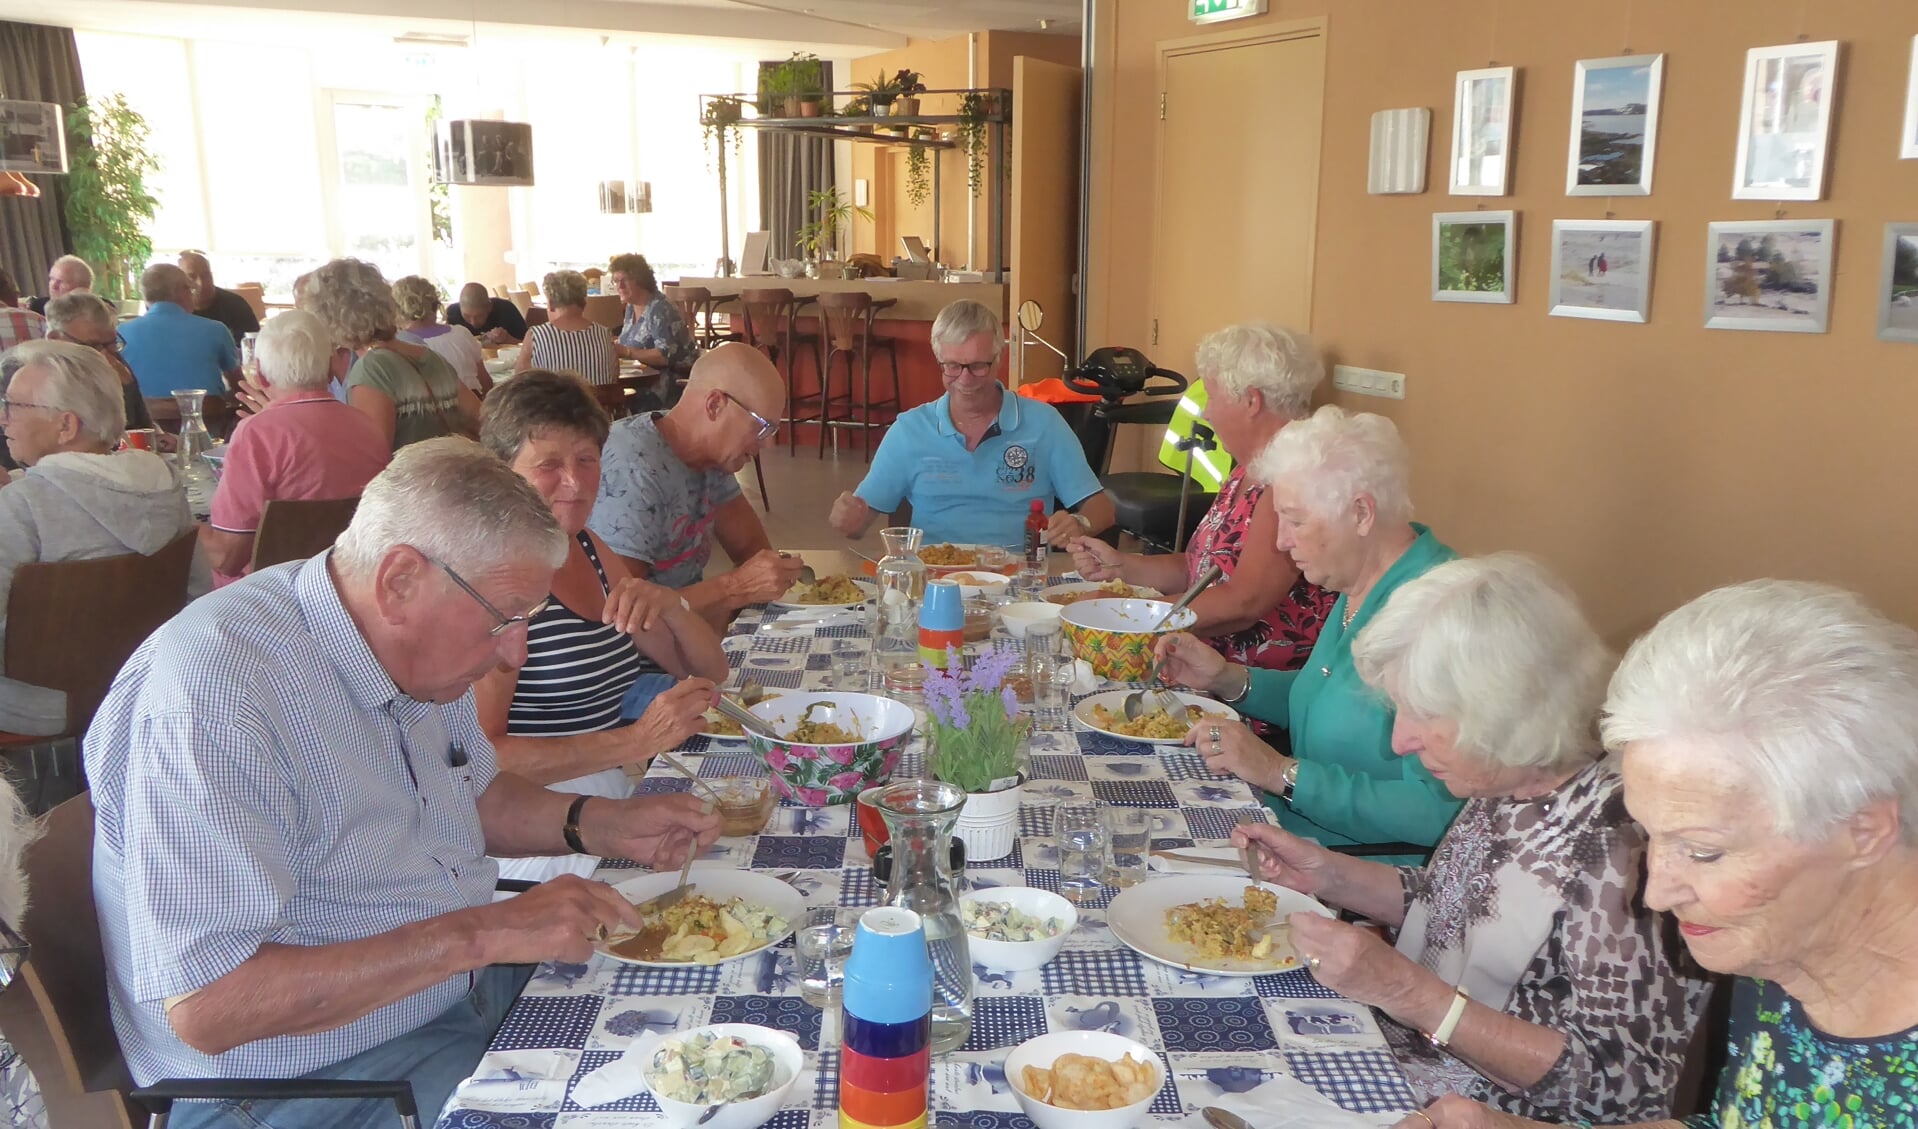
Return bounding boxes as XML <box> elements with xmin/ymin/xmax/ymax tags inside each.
<box><xmin>87</xmin><ymin>438</ymin><xmax>720</xmax><ymax>1128</ymax></box>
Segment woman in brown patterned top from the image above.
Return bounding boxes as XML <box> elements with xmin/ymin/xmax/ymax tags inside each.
<box><xmin>1233</xmin><ymin>554</ymin><xmax>1710</xmax><ymax>1124</ymax></box>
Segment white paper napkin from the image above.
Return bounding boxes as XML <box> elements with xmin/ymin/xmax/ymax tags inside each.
<box><xmin>450</xmin><ymin>1049</ymin><xmax>580</xmax><ymax>1112</ymax></box>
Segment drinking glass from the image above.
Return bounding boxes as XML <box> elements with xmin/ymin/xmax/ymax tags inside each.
<box><xmin>1103</xmin><ymin>806</ymin><xmax>1151</xmax><ymax>888</ymax></box>
<box><xmin>833</xmin><ymin>638</ymin><xmax>867</xmax><ymax>690</ymax></box>
<box><xmin>796</xmin><ymin>905</ymin><xmax>861</xmax><ymax>1008</ymax></box>
<box><xmin>1023</xmin><ymin>620</ymin><xmax>1063</xmax><ymax>659</ymax></box>
<box><xmin>1054</xmin><ymin>800</ymin><xmax>1108</xmax><ymax>904</ymax></box>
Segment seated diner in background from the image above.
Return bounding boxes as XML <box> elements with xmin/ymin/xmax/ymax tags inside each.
<box><xmin>475</xmin><ymin>369</ymin><xmax>727</xmax><ymax>884</ymax></box>
<box><xmin>301</xmin><ymin>257</ymin><xmax>481</xmax><ymax>451</ymax></box>
<box><xmin>830</xmin><ymin>299</ymin><xmax>1114</xmax><ymax>549</ymax></box>
<box><xmin>178</xmin><ymin>250</ymin><xmax>261</xmax><ymax>346</ymax></box>
<box><xmin>610</xmin><ymin>252</ymin><xmax>697</xmax><ymax>390</ymax></box>
<box><xmin>1237</xmin><ymin>553</ymin><xmax>1708</xmax><ymax>1124</ymax></box>
<box><xmin>1070</xmin><ymin>322</ymin><xmax>1333</xmax><ymax>674</ymax></box>
<box><xmin>1404</xmin><ymin>579</ymin><xmax>1918</xmax><ymax>1129</ymax></box>
<box><xmin>44</xmin><ymin>291</ymin><xmax>153</xmax><ymax>433</ymax></box>
<box><xmin>588</xmin><ymin>342</ymin><xmax>803</xmax><ymax>624</ymax></box>
<box><xmin>516</xmin><ymin>270</ymin><xmax>618</xmax><ymax>386</ymax></box>
<box><xmin>118</xmin><ymin>263</ymin><xmax>242</xmax><ymax>398</ymax></box>
<box><xmin>1155</xmin><ymin>405</ymin><xmax>1462</xmax><ymax>857</ymax></box>
<box><xmin>24</xmin><ymin>253</ymin><xmax>99</xmax><ymax>317</ymax></box>
<box><xmin>85</xmin><ymin>440</ymin><xmax>722</xmax><ymax>1128</ymax></box>
<box><xmin>200</xmin><ymin>310</ymin><xmax>391</xmax><ymax>586</ymax></box>
<box><xmin>0</xmin><ymin>341</ymin><xmax>209</xmax><ymax>736</ymax></box>
<box><xmin>394</xmin><ymin>275</ymin><xmax>490</xmax><ymax>396</ymax></box>
<box><xmin>447</xmin><ymin>281</ymin><xmax>527</xmax><ymax>345</ymax></box>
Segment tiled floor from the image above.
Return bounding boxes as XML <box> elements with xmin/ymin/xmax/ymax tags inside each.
<box><xmin>731</xmin><ymin>440</ymin><xmax>885</xmax><ymax>557</ymax></box>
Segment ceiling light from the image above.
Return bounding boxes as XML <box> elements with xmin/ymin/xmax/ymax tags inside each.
<box><xmin>393</xmin><ymin>32</ymin><xmax>470</xmax><ymax>48</ymax></box>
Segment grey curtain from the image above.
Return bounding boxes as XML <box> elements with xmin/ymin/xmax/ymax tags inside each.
<box><xmin>757</xmin><ymin>60</ymin><xmax>835</xmax><ymax>260</ymax></box>
<box><xmin>0</xmin><ymin>20</ymin><xmax>83</xmax><ymax>297</ymax></box>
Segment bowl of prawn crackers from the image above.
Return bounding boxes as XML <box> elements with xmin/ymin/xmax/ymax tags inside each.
<box><xmin>1005</xmin><ymin>1030</ymin><xmax>1163</xmax><ymax>1129</ymax></box>
<box><xmin>745</xmin><ymin>691</ymin><xmax>916</xmax><ymax>806</ymax></box>
<box><xmin>599</xmin><ymin>870</ymin><xmax>804</xmax><ymax>968</ymax></box>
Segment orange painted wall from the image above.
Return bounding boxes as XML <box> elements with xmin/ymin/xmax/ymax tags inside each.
<box><xmin>1085</xmin><ymin>0</ymin><xmax>1918</xmax><ymax>641</ymax></box>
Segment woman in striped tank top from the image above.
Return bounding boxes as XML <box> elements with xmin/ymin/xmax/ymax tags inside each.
<box><xmin>515</xmin><ymin>269</ymin><xmax>619</xmax><ymax>386</ymax></box>
<box><xmin>475</xmin><ymin>370</ymin><xmax>728</xmax><ymax>883</ymax></box>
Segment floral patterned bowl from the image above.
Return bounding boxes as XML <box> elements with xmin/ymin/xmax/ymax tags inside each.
<box><xmin>745</xmin><ymin>692</ymin><xmax>916</xmax><ymax>807</ymax></box>
<box><xmin>1060</xmin><ymin>598</ymin><xmax>1198</xmax><ymax>683</ymax></box>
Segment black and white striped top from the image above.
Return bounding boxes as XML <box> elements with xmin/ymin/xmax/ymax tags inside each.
<box><xmin>525</xmin><ymin>321</ymin><xmax>619</xmax><ymax>385</ymax></box>
<box><xmin>507</xmin><ymin>532</ymin><xmax>659</xmax><ymax>737</ymax></box>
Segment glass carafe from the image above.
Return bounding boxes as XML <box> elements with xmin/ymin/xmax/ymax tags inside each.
<box><xmin>172</xmin><ymin>389</ymin><xmax>216</xmax><ymax>517</ymax></box>
<box><xmin>875</xmin><ymin>527</ymin><xmax>929</xmax><ymax>693</ymax></box>
<box><xmin>873</xmin><ymin>778</ymin><xmax>973</xmax><ymax>1054</ymax></box>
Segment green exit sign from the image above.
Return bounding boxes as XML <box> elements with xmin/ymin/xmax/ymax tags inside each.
<box><xmin>1190</xmin><ymin>0</ymin><xmax>1268</xmax><ymax>23</ymax></box>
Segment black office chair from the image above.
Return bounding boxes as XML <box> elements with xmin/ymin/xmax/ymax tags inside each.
<box><xmin>1056</xmin><ymin>347</ymin><xmax>1216</xmax><ymax>552</ymax></box>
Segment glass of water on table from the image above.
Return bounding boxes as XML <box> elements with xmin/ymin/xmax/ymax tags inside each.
<box><xmin>796</xmin><ymin>905</ymin><xmax>861</xmax><ymax>1008</ymax></box>
<box><xmin>1054</xmin><ymin>800</ymin><xmax>1107</xmax><ymax>904</ymax></box>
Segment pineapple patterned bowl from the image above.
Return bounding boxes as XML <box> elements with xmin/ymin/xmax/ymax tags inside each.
<box><xmin>1059</xmin><ymin>599</ymin><xmax>1198</xmax><ymax>683</ymax></box>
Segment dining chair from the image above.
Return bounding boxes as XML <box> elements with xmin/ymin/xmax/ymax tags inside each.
<box><xmin>250</xmin><ymin>497</ymin><xmax>361</xmax><ymax>573</ymax></box>
<box><xmin>816</xmin><ymin>292</ymin><xmax>900</xmax><ymax>462</ymax></box>
<box><xmin>2</xmin><ymin>793</ymin><xmax>424</xmax><ymax>1128</ymax></box>
<box><xmin>734</xmin><ymin>289</ymin><xmax>821</xmax><ymax>454</ymax></box>
<box><xmin>0</xmin><ymin>531</ymin><xmax>197</xmax><ymax>812</ymax></box>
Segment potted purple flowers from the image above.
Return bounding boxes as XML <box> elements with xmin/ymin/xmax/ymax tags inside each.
<box><xmin>924</xmin><ymin>644</ymin><xmax>1030</xmax><ymax>861</ymax></box>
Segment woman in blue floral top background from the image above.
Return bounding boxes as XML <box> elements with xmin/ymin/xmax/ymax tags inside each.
<box><xmin>609</xmin><ymin>252</ymin><xmax>697</xmax><ymax>397</ymax></box>
<box><xmin>1398</xmin><ymin>580</ymin><xmax>1918</xmax><ymax>1129</ymax></box>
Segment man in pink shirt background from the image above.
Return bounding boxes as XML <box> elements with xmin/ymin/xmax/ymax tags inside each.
<box><xmin>201</xmin><ymin>310</ymin><xmax>391</xmax><ymax>585</ymax></box>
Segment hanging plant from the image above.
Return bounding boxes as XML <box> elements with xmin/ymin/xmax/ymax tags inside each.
<box><xmin>62</xmin><ymin>94</ymin><xmax>159</xmax><ymax>303</ymax></box>
<box><xmin>957</xmin><ymin>92</ymin><xmax>990</xmax><ymax>198</ymax></box>
<box><xmin>700</xmin><ymin>95</ymin><xmax>746</xmax><ymax>168</ymax></box>
<box><xmin>905</xmin><ymin>142</ymin><xmax>931</xmax><ymax>208</ymax></box>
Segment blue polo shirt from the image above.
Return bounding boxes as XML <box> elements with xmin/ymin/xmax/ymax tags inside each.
<box><xmin>120</xmin><ymin>301</ymin><xmax>240</xmax><ymax>397</ymax></box>
<box><xmin>854</xmin><ymin>389</ymin><xmax>1103</xmax><ymax>547</ymax></box>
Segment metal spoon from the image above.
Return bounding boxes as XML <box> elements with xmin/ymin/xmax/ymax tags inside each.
<box><xmin>657</xmin><ymin>752</ymin><xmax>724</xmax><ymax>805</ymax></box>
<box><xmin>780</xmin><ymin>552</ymin><xmax>817</xmax><ymax>585</ymax></box>
<box><xmin>712</xmin><ymin>694</ymin><xmax>781</xmax><ymax>739</ymax></box>
<box><xmin>1202</xmin><ymin>1107</ymin><xmax>1253</xmax><ymax>1129</ymax></box>
<box><xmin>1122</xmin><ymin>562</ymin><xmax>1224</xmax><ymax>720</ymax></box>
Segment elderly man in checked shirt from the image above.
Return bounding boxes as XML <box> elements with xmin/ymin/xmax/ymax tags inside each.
<box><xmin>86</xmin><ymin>437</ymin><xmax>720</xmax><ymax>1129</ymax></box>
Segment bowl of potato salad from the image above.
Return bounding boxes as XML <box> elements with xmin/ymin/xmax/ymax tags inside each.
<box><xmin>959</xmin><ymin>886</ymin><xmax>1076</xmax><ymax>971</ymax></box>
<box><xmin>642</xmin><ymin>1024</ymin><xmax>803</xmax><ymax>1129</ymax></box>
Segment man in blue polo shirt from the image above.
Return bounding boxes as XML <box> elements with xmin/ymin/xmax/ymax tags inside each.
<box><xmin>830</xmin><ymin>300</ymin><xmax>1114</xmax><ymax>547</ymax></box>
<box><xmin>120</xmin><ymin>263</ymin><xmax>242</xmax><ymax>398</ymax></box>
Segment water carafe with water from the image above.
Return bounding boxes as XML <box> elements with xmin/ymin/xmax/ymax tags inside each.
<box><xmin>172</xmin><ymin>389</ymin><xmax>217</xmax><ymax>518</ymax></box>
<box><xmin>871</xmin><ymin>778</ymin><xmax>973</xmax><ymax>1054</ymax></box>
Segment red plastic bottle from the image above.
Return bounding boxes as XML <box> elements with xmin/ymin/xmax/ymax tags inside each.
<box><xmin>1024</xmin><ymin>499</ymin><xmax>1049</xmax><ymax>573</ymax></box>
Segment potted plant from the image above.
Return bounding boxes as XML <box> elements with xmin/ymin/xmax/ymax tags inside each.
<box><xmin>62</xmin><ymin>93</ymin><xmax>159</xmax><ymax>304</ymax></box>
<box><xmin>957</xmin><ymin>91</ymin><xmax>991</xmax><ymax>198</ymax></box>
<box><xmin>904</xmin><ymin>135</ymin><xmax>932</xmax><ymax>208</ymax></box>
<box><xmin>856</xmin><ymin>71</ymin><xmax>903</xmax><ymax>117</ymax></box>
<box><xmin>795</xmin><ymin>187</ymin><xmax>873</xmax><ymax>271</ymax></box>
<box><xmin>891</xmin><ymin>69</ymin><xmax>926</xmax><ymax>117</ymax></box>
<box><xmin>700</xmin><ymin>95</ymin><xmax>745</xmax><ymax>163</ymax></box>
<box><xmin>924</xmin><ymin>645</ymin><xmax>1030</xmax><ymax>861</ymax></box>
<box><xmin>765</xmin><ymin>52</ymin><xmax>824</xmax><ymax>117</ymax></box>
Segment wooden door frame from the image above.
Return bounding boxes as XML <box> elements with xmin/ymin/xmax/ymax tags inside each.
<box><xmin>1151</xmin><ymin>16</ymin><xmax>1329</xmax><ymax>339</ymax></box>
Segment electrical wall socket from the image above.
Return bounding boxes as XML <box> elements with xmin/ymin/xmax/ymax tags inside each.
<box><xmin>1331</xmin><ymin>365</ymin><xmax>1406</xmax><ymax>400</ymax></box>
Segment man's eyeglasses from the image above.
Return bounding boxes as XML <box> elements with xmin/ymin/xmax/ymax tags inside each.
<box><xmin>722</xmin><ymin>392</ymin><xmax>779</xmax><ymax>443</ymax></box>
<box><xmin>0</xmin><ymin>918</ymin><xmax>27</xmax><ymax>989</ymax></box>
<box><xmin>53</xmin><ymin>329</ymin><xmax>125</xmax><ymax>354</ymax></box>
<box><xmin>0</xmin><ymin>396</ymin><xmax>62</xmax><ymax>421</ymax></box>
<box><xmin>937</xmin><ymin>360</ymin><xmax>995</xmax><ymax>378</ymax></box>
<box><xmin>434</xmin><ymin>560</ymin><xmax>551</xmax><ymax>636</ymax></box>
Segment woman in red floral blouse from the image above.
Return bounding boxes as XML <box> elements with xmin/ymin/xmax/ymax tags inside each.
<box><xmin>1069</xmin><ymin>323</ymin><xmax>1333</xmax><ymax>672</ymax></box>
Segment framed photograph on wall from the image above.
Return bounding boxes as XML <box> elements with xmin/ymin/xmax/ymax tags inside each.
<box><xmin>1549</xmin><ymin>219</ymin><xmax>1655</xmax><ymax>322</ymax></box>
<box><xmin>1704</xmin><ymin>219</ymin><xmax>1835</xmax><ymax>333</ymax></box>
<box><xmin>1433</xmin><ymin>210</ymin><xmax>1517</xmax><ymax>303</ymax></box>
<box><xmin>1732</xmin><ymin>40</ymin><xmax>1840</xmax><ymax>200</ymax></box>
<box><xmin>1880</xmin><ymin>224</ymin><xmax>1918</xmax><ymax>343</ymax></box>
<box><xmin>1566</xmin><ymin>54</ymin><xmax>1664</xmax><ymax>195</ymax></box>
<box><xmin>1902</xmin><ymin>36</ymin><xmax>1918</xmax><ymax>159</ymax></box>
<box><xmin>1450</xmin><ymin>67</ymin><xmax>1516</xmax><ymax>195</ymax></box>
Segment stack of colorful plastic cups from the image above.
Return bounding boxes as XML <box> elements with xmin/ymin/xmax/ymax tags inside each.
<box><xmin>839</xmin><ymin>907</ymin><xmax>933</xmax><ymax>1129</ymax></box>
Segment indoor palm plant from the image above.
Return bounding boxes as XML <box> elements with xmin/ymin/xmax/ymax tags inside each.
<box><xmin>794</xmin><ymin>187</ymin><xmax>873</xmax><ymax>268</ymax></box>
<box><xmin>62</xmin><ymin>93</ymin><xmax>159</xmax><ymax>304</ymax></box>
<box><xmin>924</xmin><ymin>644</ymin><xmax>1029</xmax><ymax>861</ymax></box>
<box><xmin>856</xmin><ymin>71</ymin><xmax>903</xmax><ymax>117</ymax></box>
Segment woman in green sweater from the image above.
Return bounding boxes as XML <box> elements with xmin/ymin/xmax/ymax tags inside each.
<box><xmin>1155</xmin><ymin>404</ymin><xmax>1462</xmax><ymax>852</ymax></box>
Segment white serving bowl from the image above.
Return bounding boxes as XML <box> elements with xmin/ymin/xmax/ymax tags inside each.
<box><xmin>946</xmin><ymin>569</ymin><xmax>1011</xmax><ymax>599</ymax></box>
<box><xmin>1004</xmin><ymin>1029</ymin><xmax>1162</xmax><ymax>1129</ymax></box>
<box><xmin>960</xmin><ymin>886</ymin><xmax>1076</xmax><ymax>972</ymax></box>
<box><xmin>997</xmin><ymin>600</ymin><xmax>1063</xmax><ymax>637</ymax></box>
<box><xmin>642</xmin><ymin>1023</ymin><xmax>804</xmax><ymax>1129</ymax></box>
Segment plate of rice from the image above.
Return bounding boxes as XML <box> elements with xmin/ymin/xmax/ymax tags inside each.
<box><xmin>1105</xmin><ymin>874</ymin><xmax>1332</xmax><ymax>976</ymax></box>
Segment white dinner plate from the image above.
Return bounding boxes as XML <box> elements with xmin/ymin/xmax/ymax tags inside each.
<box><xmin>1106</xmin><ymin>875</ymin><xmax>1333</xmax><ymax>976</ymax></box>
<box><xmin>918</xmin><ymin>543</ymin><xmax>1014</xmax><ymax>572</ymax></box>
<box><xmin>1044</xmin><ymin>581</ymin><xmax>1164</xmax><ymax>606</ymax></box>
<box><xmin>771</xmin><ymin>577</ymin><xmax>877</xmax><ymax>609</ymax></box>
<box><xmin>1073</xmin><ymin>690</ymin><xmax>1237</xmax><ymax>746</ymax></box>
<box><xmin>599</xmin><ymin>870</ymin><xmax>805</xmax><ymax>968</ymax></box>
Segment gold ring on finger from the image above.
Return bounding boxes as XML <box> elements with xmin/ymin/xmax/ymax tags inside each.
<box><xmin>593</xmin><ymin>923</ymin><xmax>609</xmax><ymax>942</ymax></box>
<box><xmin>1411</xmin><ymin>1113</ymin><xmax>1436</xmax><ymax>1129</ymax></box>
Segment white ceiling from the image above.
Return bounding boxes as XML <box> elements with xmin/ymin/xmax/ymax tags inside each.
<box><xmin>0</xmin><ymin>0</ymin><xmax>1080</xmax><ymax>55</ymax></box>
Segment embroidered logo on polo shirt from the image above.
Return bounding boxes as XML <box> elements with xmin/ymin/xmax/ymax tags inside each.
<box><xmin>998</xmin><ymin>444</ymin><xmax>1035</xmax><ymax>486</ymax></box>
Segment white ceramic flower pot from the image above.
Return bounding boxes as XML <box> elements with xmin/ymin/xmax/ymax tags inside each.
<box><xmin>955</xmin><ymin>782</ymin><xmax>1022</xmax><ymax>862</ymax></box>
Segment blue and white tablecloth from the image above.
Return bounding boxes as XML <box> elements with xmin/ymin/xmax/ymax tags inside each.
<box><xmin>438</xmin><ymin>601</ymin><xmax>1417</xmax><ymax>1129</ymax></box>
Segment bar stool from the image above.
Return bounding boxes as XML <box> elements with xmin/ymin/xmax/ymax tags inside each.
<box><xmin>664</xmin><ymin>285</ymin><xmax>741</xmax><ymax>351</ymax></box>
<box><xmin>735</xmin><ymin>288</ymin><xmax>821</xmax><ymax>453</ymax></box>
<box><xmin>816</xmin><ymin>292</ymin><xmax>900</xmax><ymax>461</ymax></box>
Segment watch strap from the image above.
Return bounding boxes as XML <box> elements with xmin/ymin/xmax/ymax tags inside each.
<box><xmin>1428</xmin><ymin>985</ymin><xmax>1470</xmax><ymax>1048</ymax></box>
<box><xmin>563</xmin><ymin>794</ymin><xmax>592</xmax><ymax>855</ymax></box>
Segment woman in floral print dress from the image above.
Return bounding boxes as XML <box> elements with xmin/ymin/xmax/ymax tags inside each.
<box><xmin>1398</xmin><ymin>580</ymin><xmax>1918</xmax><ymax>1129</ymax></box>
<box><xmin>1069</xmin><ymin>323</ymin><xmax>1334</xmax><ymax>675</ymax></box>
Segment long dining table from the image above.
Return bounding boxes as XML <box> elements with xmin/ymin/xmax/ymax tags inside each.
<box><xmin>437</xmin><ymin>552</ymin><xmax>1419</xmax><ymax>1128</ymax></box>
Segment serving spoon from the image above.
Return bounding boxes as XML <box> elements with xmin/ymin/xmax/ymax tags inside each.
<box><xmin>1122</xmin><ymin>562</ymin><xmax>1224</xmax><ymax>720</ymax></box>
